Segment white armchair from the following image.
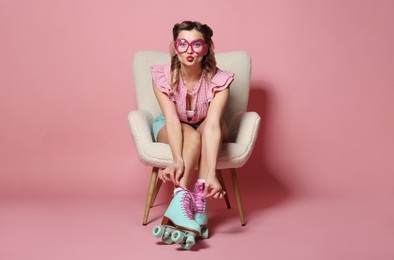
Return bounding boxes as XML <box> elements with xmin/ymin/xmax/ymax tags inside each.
<box><xmin>128</xmin><ymin>51</ymin><xmax>261</xmax><ymax>226</ymax></box>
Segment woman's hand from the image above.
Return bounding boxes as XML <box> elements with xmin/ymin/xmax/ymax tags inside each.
<box><xmin>203</xmin><ymin>175</ymin><xmax>226</xmax><ymax>199</ymax></box>
<box><xmin>158</xmin><ymin>160</ymin><xmax>184</xmax><ymax>185</ymax></box>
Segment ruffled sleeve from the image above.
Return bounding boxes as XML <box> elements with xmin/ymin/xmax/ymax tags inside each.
<box><xmin>150</xmin><ymin>64</ymin><xmax>175</xmax><ymax>101</ymax></box>
<box><xmin>207</xmin><ymin>68</ymin><xmax>235</xmax><ymax>102</ymax></box>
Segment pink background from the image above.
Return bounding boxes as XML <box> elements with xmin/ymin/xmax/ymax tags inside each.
<box><xmin>1</xmin><ymin>0</ymin><xmax>393</xmax><ymax>199</ymax></box>
<box><xmin>1</xmin><ymin>0</ymin><xmax>394</xmax><ymax>259</ymax></box>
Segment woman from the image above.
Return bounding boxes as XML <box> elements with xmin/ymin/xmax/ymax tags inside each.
<box><xmin>151</xmin><ymin>20</ymin><xmax>234</xmax><ymax>248</ymax></box>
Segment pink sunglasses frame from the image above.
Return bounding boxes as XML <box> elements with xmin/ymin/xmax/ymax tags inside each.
<box><xmin>174</xmin><ymin>38</ymin><xmax>207</xmax><ymax>54</ymax></box>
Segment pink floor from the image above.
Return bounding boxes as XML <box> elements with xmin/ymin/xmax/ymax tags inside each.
<box><xmin>1</xmin><ymin>190</ymin><xmax>393</xmax><ymax>260</ymax></box>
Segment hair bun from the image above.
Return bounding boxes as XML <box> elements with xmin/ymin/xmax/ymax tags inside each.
<box><xmin>202</xmin><ymin>24</ymin><xmax>213</xmax><ymax>38</ymax></box>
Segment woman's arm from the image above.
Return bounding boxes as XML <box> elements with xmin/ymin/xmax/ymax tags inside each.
<box><xmin>200</xmin><ymin>88</ymin><xmax>230</xmax><ymax>198</ymax></box>
<box><xmin>152</xmin><ymin>82</ymin><xmax>184</xmax><ymax>185</ymax></box>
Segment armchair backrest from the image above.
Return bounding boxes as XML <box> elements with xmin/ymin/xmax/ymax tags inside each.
<box><xmin>132</xmin><ymin>51</ymin><xmax>251</xmax><ymax>123</ymax></box>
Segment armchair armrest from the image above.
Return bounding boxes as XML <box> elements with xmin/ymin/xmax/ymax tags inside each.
<box><xmin>128</xmin><ymin>109</ymin><xmax>154</xmax><ymax>153</ymax></box>
<box><xmin>217</xmin><ymin>112</ymin><xmax>261</xmax><ymax>169</ymax></box>
<box><xmin>237</xmin><ymin>112</ymin><xmax>261</xmax><ymax>146</ymax></box>
<box><xmin>230</xmin><ymin>111</ymin><xmax>261</xmax><ymax>147</ymax></box>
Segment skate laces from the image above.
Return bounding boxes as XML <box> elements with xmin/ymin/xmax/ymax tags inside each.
<box><xmin>177</xmin><ymin>186</ymin><xmax>196</xmax><ymax>220</ymax></box>
<box><xmin>193</xmin><ymin>182</ymin><xmax>206</xmax><ymax>215</ymax></box>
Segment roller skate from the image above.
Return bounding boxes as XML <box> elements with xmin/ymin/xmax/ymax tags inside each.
<box><xmin>152</xmin><ymin>187</ymin><xmax>201</xmax><ymax>250</ymax></box>
<box><xmin>193</xmin><ymin>180</ymin><xmax>209</xmax><ymax>239</ymax></box>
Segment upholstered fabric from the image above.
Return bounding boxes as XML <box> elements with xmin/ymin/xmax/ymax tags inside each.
<box><xmin>128</xmin><ymin>51</ymin><xmax>260</xmax><ymax>170</ymax></box>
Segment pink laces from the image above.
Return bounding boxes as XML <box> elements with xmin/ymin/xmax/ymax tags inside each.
<box><xmin>193</xmin><ymin>182</ymin><xmax>206</xmax><ymax>214</ymax></box>
<box><xmin>178</xmin><ymin>186</ymin><xmax>197</xmax><ymax>220</ymax></box>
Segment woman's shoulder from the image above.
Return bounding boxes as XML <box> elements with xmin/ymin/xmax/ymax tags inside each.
<box><xmin>150</xmin><ymin>64</ymin><xmax>173</xmax><ymax>96</ymax></box>
<box><xmin>204</xmin><ymin>67</ymin><xmax>235</xmax><ymax>102</ymax></box>
<box><xmin>210</xmin><ymin>67</ymin><xmax>235</xmax><ymax>86</ymax></box>
<box><xmin>150</xmin><ymin>64</ymin><xmax>171</xmax><ymax>86</ymax></box>
<box><xmin>150</xmin><ymin>64</ymin><xmax>171</xmax><ymax>76</ymax></box>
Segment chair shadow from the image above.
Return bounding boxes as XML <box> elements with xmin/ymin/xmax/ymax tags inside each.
<box><xmin>208</xmin><ymin>80</ymin><xmax>292</xmax><ymax>233</ymax></box>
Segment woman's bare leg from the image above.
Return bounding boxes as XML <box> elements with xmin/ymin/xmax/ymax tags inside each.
<box><xmin>157</xmin><ymin>123</ymin><xmax>201</xmax><ymax>189</ymax></box>
<box><xmin>196</xmin><ymin>120</ymin><xmax>228</xmax><ymax>180</ymax></box>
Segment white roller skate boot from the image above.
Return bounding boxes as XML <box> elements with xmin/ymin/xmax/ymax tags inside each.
<box><xmin>152</xmin><ymin>187</ymin><xmax>201</xmax><ymax>250</ymax></box>
<box><xmin>193</xmin><ymin>180</ymin><xmax>209</xmax><ymax>239</ymax></box>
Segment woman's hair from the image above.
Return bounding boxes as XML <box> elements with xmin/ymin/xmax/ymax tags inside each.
<box><xmin>170</xmin><ymin>21</ymin><xmax>217</xmax><ymax>90</ymax></box>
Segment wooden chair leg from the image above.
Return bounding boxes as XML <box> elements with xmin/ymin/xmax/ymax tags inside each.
<box><xmin>143</xmin><ymin>167</ymin><xmax>159</xmax><ymax>225</ymax></box>
<box><xmin>231</xmin><ymin>168</ymin><xmax>246</xmax><ymax>226</ymax></box>
<box><xmin>150</xmin><ymin>177</ymin><xmax>163</xmax><ymax>208</ymax></box>
<box><xmin>216</xmin><ymin>169</ymin><xmax>231</xmax><ymax>209</ymax></box>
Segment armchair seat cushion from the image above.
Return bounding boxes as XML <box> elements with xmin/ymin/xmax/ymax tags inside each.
<box><xmin>137</xmin><ymin>142</ymin><xmax>249</xmax><ymax>169</ymax></box>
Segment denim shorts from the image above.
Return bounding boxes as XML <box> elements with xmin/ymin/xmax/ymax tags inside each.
<box><xmin>152</xmin><ymin>113</ymin><xmax>204</xmax><ymax>142</ymax></box>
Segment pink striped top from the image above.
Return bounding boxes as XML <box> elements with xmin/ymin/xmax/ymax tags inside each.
<box><xmin>150</xmin><ymin>64</ymin><xmax>235</xmax><ymax>124</ymax></box>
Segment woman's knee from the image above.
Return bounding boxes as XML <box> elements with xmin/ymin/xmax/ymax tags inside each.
<box><xmin>157</xmin><ymin>126</ymin><xmax>169</xmax><ymax>143</ymax></box>
<box><xmin>181</xmin><ymin>126</ymin><xmax>201</xmax><ymax>151</ymax></box>
<box><xmin>187</xmin><ymin>130</ymin><xmax>202</xmax><ymax>148</ymax></box>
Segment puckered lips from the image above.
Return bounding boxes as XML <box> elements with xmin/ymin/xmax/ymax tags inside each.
<box><xmin>186</xmin><ymin>56</ymin><xmax>194</xmax><ymax>62</ymax></box>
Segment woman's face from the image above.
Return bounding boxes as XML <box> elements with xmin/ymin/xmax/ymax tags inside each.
<box><xmin>175</xmin><ymin>29</ymin><xmax>207</xmax><ymax>68</ymax></box>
